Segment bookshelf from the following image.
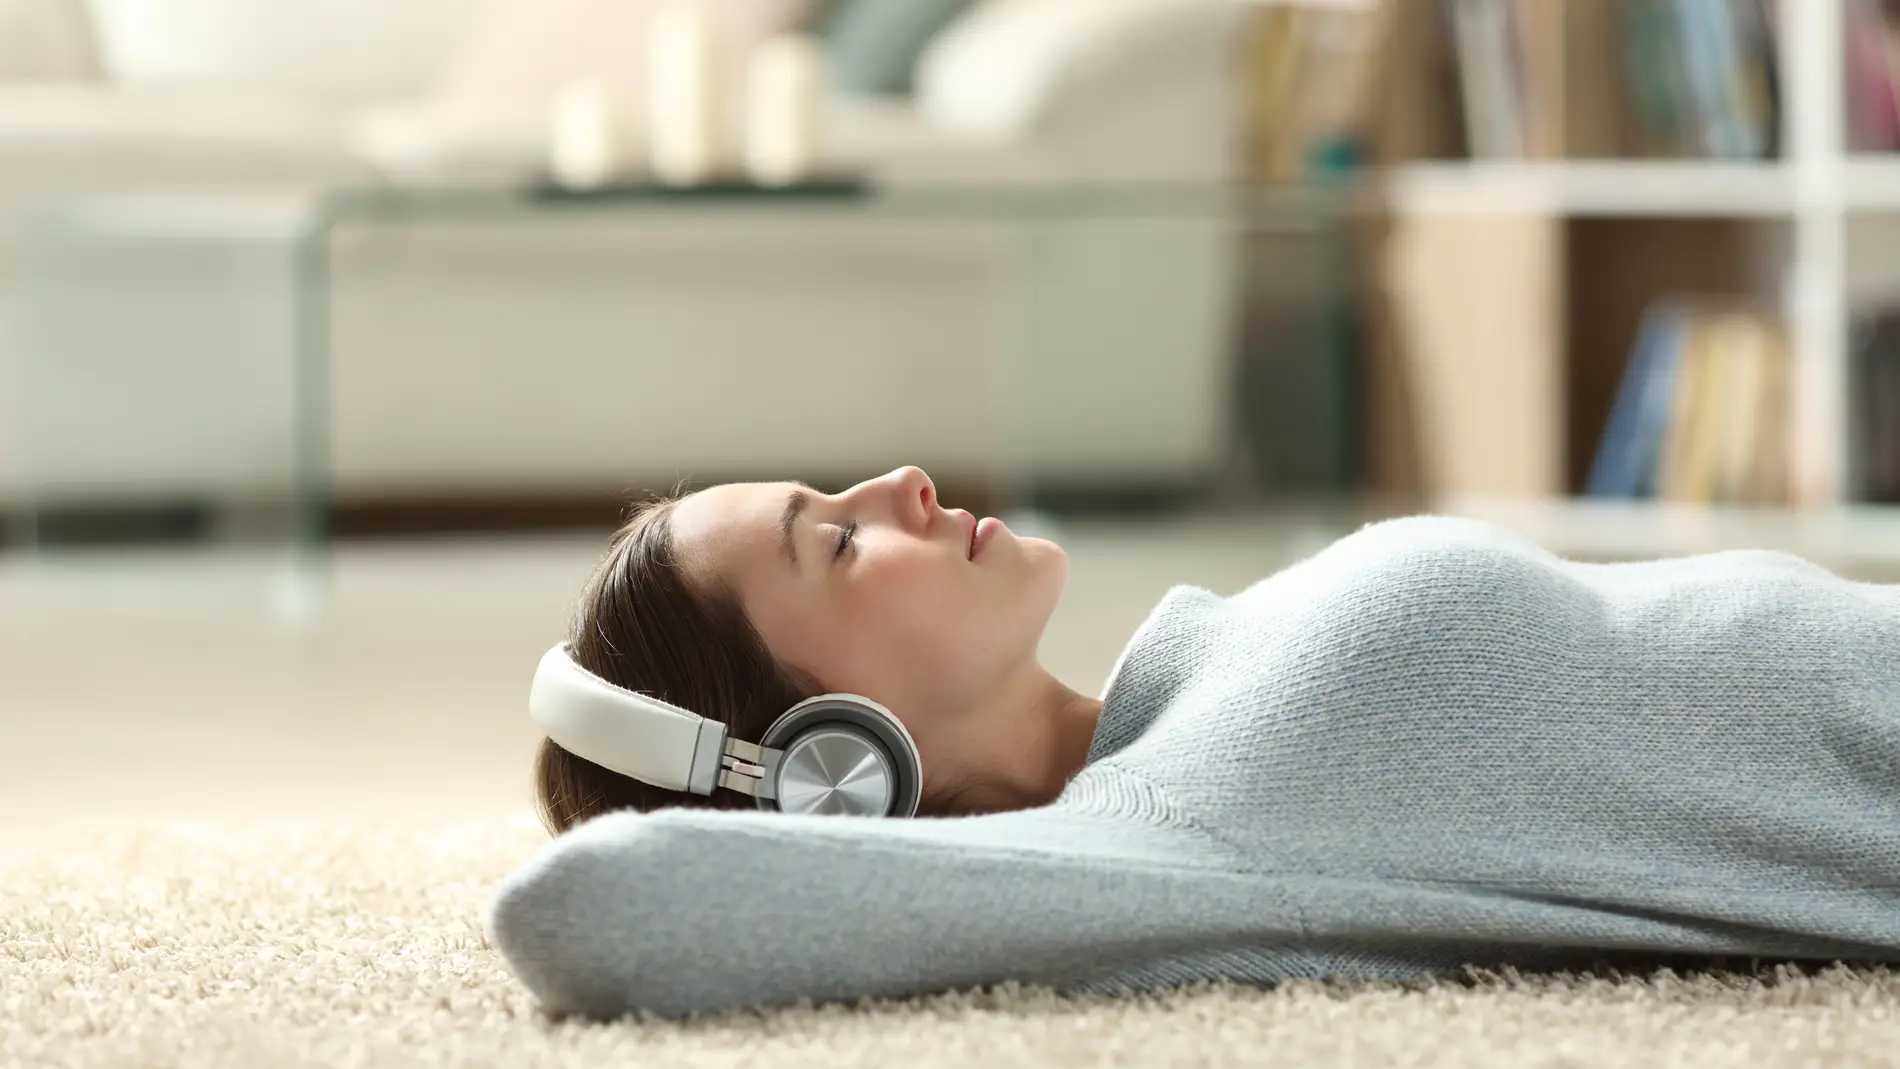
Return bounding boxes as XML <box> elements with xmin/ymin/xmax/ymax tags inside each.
<box><xmin>1842</xmin><ymin>156</ymin><xmax>1900</xmax><ymax>207</ymax></box>
<box><xmin>1380</xmin><ymin>156</ymin><xmax>1900</xmax><ymax>215</ymax></box>
<box><xmin>1359</xmin><ymin>0</ymin><xmax>1900</xmax><ymax>541</ymax></box>
<box><xmin>1384</xmin><ymin>160</ymin><xmax>1792</xmax><ymax>216</ymax></box>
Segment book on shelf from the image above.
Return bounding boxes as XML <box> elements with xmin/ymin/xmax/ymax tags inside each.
<box><xmin>1585</xmin><ymin>304</ymin><xmax>1689</xmax><ymax>498</ymax></box>
<box><xmin>1440</xmin><ymin>0</ymin><xmax>1778</xmax><ymax>161</ymax></box>
<box><xmin>1850</xmin><ymin>309</ymin><xmax>1900</xmax><ymax>501</ymax></box>
<box><xmin>1244</xmin><ymin>2</ymin><xmax>1389</xmax><ymax>180</ymax></box>
<box><xmin>1586</xmin><ymin>301</ymin><xmax>1791</xmax><ymax>505</ymax></box>
<box><xmin>1653</xmin><ymin>308</ymin><xmax>1711</xmax><ymax>499</ymax></box>
<box><xmin>1446</xmin><ymin>0</ymin><xmax>1527</xmax><ymax>159</ymax></box>
<box><xmin>1847</xmin><ymin>0</ymin><xmax>1900</xmax><ymax>152</ymax></box>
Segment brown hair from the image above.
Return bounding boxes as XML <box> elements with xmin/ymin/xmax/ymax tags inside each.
<box><xmin>531</xmin><ymin>489</ymin><xmax>825</xmax><ymax>836</ymax></box>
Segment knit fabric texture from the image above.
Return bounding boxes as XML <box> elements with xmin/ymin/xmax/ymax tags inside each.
<box><xmin>488</xmin><ymin>515</ymin><xmax>1900</xmax><ymax>1020</ymax></box>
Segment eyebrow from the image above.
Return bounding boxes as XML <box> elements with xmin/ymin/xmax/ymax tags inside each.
<box><xmin>777</xmin><ymin>484</ymin><xmax>812</xmax><ymax>567</ymax></box>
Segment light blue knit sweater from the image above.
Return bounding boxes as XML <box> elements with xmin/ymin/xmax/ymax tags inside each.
<box><xmin>488</xmin><ymin>515</ymin><xmax>1900</xmax><ymax>1020</ymax></box>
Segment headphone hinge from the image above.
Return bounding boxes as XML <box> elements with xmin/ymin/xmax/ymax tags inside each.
<box><xmin>718</xmin><ymin>738</ymin><xmax>781</xmax><ymax>800</ymax></box>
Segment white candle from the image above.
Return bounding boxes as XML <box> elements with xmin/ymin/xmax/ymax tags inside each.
<box><xmin>648</xmin><ymin>3</ymin><xmax>728</xmax><ymax>186</ymax></box>
<box><xmin>549</xmin><ymin>81</ymin><xmax>635</xmax><ymax>190</ymax></box>
<box><xmin>745</xmin><ymin>34</ymin><xmax>824</xmax><ymax>187</ymax></box>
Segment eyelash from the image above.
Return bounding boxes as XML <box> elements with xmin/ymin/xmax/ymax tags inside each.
<box><xmin>833</xmin><ymin>520</ymin><xmax>858</xmax><ymax>560</ymax></box>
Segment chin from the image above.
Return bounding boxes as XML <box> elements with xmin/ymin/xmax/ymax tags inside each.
<box><xmin>1020</xmin><ymin>536</ymin><xmax>1070</xmax><ymax>584</ymax></box>
<box><xmin>1033</xmin><ymin>535</ymin><xmax>1068</xmax><ymax>562</ymax></box>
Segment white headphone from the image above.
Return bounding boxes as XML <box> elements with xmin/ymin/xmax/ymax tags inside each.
<box><xmin>528</xmin><ymin>643</ymin><xmax>923</xmax><ymax>817</ymax></box>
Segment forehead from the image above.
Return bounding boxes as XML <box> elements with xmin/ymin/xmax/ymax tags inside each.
<box><xmin>669</xmin><ymin>481</ymin><xmax>791</xmax><ymax>580</ymax></box>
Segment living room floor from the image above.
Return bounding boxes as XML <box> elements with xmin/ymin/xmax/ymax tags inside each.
<box><xmin>0</xmin><ymin>509</ymin><xmax>1359</xmax><ymax>860</ymax></box>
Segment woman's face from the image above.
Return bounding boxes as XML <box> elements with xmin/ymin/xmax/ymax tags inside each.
<box><xmin>670</xmin><ymin>466</ymin><xmax>1069</xmax><ymax>740</ymax></box>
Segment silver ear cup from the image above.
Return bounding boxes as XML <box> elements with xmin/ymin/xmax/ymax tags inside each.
<box><xmin>773</xmin><ymin>728</ymin><xmax>896</xmax><ymax>816</ymax></box>
<box><xmin>757</xmin><ymin>696</ymin><xmax>922</xmax><ymax>817</ymax></box>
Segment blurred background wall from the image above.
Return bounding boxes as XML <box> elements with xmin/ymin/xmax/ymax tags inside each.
<box><xmin>1</xmin><ymin>0</ymin><xmax>1897</xmax><ymax>555</ymax></box>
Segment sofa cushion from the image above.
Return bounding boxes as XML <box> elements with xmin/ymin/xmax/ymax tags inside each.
<box><xmin>818</xmin><ymin>0</ymin><xmax>972</xmax><ymax>96</ymax></box>
<box><xmin>0</xmin><ymin>0</ymin><xmax>99</xmax><ymax>81</ymax></box>
<box><xmin>347</xmin><ymin>97</ymin><xmax>547</xmax><ymax>186</ymax></box>
<box><xmin>913</xmin><ymin>0</ymin><xmax>1248</xmax><ymax>181</ymax></box>
<box><xmin>82</xmin><ymin>0</ymin><xmax>480</xmax><ymax>106</ymax></box>
<box><xmin>0</xmin><ymin>84</ymin><xmax>371</xmax><ymax>209</ymax></box>
<box><xmin>821</xmin><ymin>94</ymin><xmax>1056</xmax><ymax>184</ymax></box>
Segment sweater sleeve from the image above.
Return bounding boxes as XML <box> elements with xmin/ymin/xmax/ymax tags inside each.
<box><xmin>486</xmin><ymin>789</ymin><xmax>1297</xmax><ymax>1020</ymax></box>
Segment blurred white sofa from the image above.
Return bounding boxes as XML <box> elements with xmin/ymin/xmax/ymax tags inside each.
<box><xmin>0</xmin><ymin>0</ymin><xmax>1253</xmax><ymax>506</ymax></box>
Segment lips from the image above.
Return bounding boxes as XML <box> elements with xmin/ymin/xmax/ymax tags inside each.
<box><xmin>965</xmin><ymin>512</ymin><xmax>978</xmax><ymax>560</ymax></box>
<box><xmin>970</xmin><ymin>516</ymin><xmax>1001</xmax><ymax>559</ymax></box>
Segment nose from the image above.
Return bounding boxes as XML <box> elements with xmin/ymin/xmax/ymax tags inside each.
<box><xmin>852</xmin><ymin>465</ymin><xmax>935</xmax><ymax>531</ymax></box>
<box><xmin>899</xmin><ymin>466</ymin><xmax>935</xmax><ymax>516</ymax></box>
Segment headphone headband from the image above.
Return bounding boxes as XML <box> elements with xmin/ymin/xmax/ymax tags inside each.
<box><xmin>528</xmin><ymin>643</ymin><xmax>728</xmax><ymax>794</ymax></box>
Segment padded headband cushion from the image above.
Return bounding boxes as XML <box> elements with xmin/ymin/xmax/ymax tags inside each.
<box><xmin>528</xmin><ymin>644</ymin><xmax>724</xmax><ymax>793</ymax></box>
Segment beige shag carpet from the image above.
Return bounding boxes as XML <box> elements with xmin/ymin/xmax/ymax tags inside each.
<box><xmin>6</xmin><ymin>815</ymin><xmax>1900</xmax><ymax>1069</ymax></box>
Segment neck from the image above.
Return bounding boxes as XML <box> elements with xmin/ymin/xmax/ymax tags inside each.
<box><xmin>925</xmin><ymin>667</ymin><xmax>1103</xmax><ymax>816</ymax></box>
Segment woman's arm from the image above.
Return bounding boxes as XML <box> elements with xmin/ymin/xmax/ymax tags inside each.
<box><xmin>487</xmin><ymin>793</ymin><xmax>1299</xmax><ymax>1020</ymax></box>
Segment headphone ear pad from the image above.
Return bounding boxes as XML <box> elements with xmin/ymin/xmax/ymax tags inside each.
<box><xmin>757</xmin><ymin>695</ymin><xmax>923</xmax><ymax>817</ymax></box>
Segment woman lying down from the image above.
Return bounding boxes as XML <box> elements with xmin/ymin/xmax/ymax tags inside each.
<box><xmin>489</xmin><ymin>465</ymin><xmax>1900</xmax><ymax>1021</ymax></box>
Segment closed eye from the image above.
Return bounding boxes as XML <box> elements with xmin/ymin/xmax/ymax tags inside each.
<box><xmin>834</xmin><ymin>520</ymin><xmax>858</xmax><ymax>560</ymax></box>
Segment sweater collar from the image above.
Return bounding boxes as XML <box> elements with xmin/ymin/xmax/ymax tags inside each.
<box><xmin>1085</xmin><ymin>584</ymin><xmax>1225</xmax><ymax>765</ymax></box>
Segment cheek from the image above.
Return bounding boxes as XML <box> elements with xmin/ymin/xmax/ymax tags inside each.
<box><xmin>840</xmin><ymin>557</ymin><xmax>926</xmax><ymax>638</ymax></box>
<box><xmin>747</xmin><ymin>585</ymin><xmax>838</xmax><ymax>680</ymax></box>
<box><xmin>847</xmin><ymin>554</ymin><xmax>987</xmax><ymax>659</ymax></box>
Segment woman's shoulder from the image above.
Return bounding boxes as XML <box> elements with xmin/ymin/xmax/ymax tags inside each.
<box><xmin>1088</xmin><ymin>584</ymin><xmax>1229</xmax><ymax>763</ymax></box>
<box><xmin>1228</xmin><ymin>514</ymin><xmax>1557</xmax><ymax>608</ymax></box>
<box><xmin>1326</xmin><ymin>514</ymin><xmax>1554</xmax><ymax>564</ymax></box>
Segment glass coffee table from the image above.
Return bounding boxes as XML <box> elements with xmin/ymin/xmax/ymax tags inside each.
<box><xmin>13</xmin><ymin>181</ymin><xmax>1355</xmax><ymax>614</ymax></box>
